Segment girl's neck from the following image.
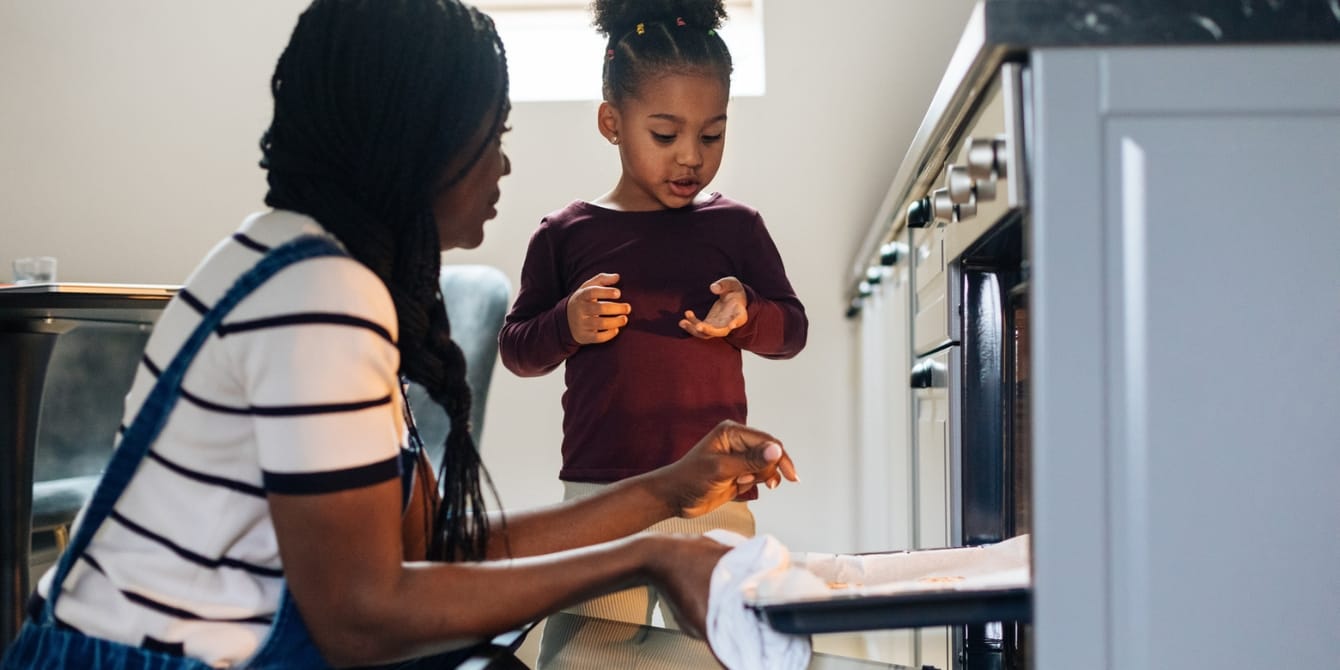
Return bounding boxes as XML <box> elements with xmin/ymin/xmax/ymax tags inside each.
<box><xmin>590</xmin><ymin>188</ymin><xmax>716</xmax><ymax>212</ymax></box>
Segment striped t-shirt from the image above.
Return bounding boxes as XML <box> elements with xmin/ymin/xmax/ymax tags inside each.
<box><xmin>37</xmin><ymin>210</ymin><xmax>410</xmax><ymax>666</ymax></box>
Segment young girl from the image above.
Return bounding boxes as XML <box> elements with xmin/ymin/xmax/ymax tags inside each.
<box><xmin>498</xmin><ymin>0</ymin><xmax>808</xmax><ymax>646</ymax></box>
<box><xmin>3</xmin><ymin>1</ymin><xmax>798</xmax><ymax>668</ymax></box>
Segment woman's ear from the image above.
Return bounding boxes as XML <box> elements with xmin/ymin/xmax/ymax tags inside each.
<box><xmin>597</xmin><ymin>101</ymin><xmax>620</xmax><ymax>145</ymax></box>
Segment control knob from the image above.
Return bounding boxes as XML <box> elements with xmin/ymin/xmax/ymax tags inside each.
<box><xmin>965</xmin><ymin>136</ymin><xmax>1008</xmax><ymax>180</ymax></box>
<box><xmin>931</xmin><ymin>188</ymin><xmax>954</xmax><ymax>223</ymax></box>
<box><xmin>946</xmin><ymin>165</ymin><xmax>980</xmax><ymax>221</ymax></box>
<box><xmin>965</xmin><ymin>137</ymin><xmax>1006</xmax><ymax>203</ymax></box>
<box><xmin>947</xmin><ymin>165</ymin><xmax>974</xmax><ymax>205</ymax></box>
<box><xmin>906</xmin><ymin>197</ymin><xmax>932</xmax><ymax>229</ymax></box>
<box><xmin>879</xmin><ymin>241</ymin><xmax>906</xmax><ymax>266</ymax></box>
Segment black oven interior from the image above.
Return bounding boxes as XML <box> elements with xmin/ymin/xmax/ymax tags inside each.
<box><xmin>953</xmin><ymin>212</ymin><xmax>1030</xmax><ymax>669</ymax></box>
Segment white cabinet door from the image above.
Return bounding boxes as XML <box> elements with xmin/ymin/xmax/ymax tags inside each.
<box><xmin>854</xmin><ymin>254</ymin><xmax>919</xmax><ymax>667</ymax></box>
<box><xmin>1031</xmin><ymin>45</ymin><xmax>1340</xmax><ymax>669</ymax></box>
<box><xmin>913</xmin><ymin>355</ymin><xmax>952</xmax><ymax>670</ymax></box>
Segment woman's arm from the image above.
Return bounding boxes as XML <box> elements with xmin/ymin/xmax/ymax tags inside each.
<box><xmin>272</xmin><ymin>483</ymin><xmax>657</xmax><ymax>666</ymax></box>
<box><xmin>483</xmin><ymin>420</ymin><xmax>795</xmax><ymax>558</ymax></box>
<box><xmin>270</xmin><ymin>420</ymin><xmax>796</xmax><ymax>666</ymax></box>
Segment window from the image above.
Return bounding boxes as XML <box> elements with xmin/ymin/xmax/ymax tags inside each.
<box><xmin>475</xmin><ymin>0</ymin><xmax>765</xmax><ymax>102</ymax></box>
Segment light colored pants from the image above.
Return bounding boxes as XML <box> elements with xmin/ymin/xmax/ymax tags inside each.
<box><xmin>536</xmin><ymin>480</ymin><xmax>755</xmax><ymax>667</ymax></box>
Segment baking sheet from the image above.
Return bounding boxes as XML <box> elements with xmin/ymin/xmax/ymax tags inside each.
<box><xmin>749</xmin><ymin>535</ymin><xmax>1031</xmax><ymax>634</ymax></box>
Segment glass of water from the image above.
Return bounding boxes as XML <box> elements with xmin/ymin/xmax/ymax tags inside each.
<box><xmin>12</xmin><ymin>256</ymin><xmax>57</xmax><ymax>284</ymax></box>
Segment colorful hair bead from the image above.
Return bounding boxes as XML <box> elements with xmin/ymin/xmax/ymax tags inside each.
<box><xmin>606</xmin><ymin>48</ymin><xmax>614</xmax><ymax>60</ymax></box>
<box><xmin>636</xmin><ymin>22</ymin><xmax>645</xmax><ymax>35</ymax></box>
<box><xmin>676</xmin><ymin>17</ymin><xmax>686</xmax><ymax>27</ymax></box>
<box><xmin>707</xmin><ymin>28</ymin><xmax>716</xmax><ymax>35</ymax></box>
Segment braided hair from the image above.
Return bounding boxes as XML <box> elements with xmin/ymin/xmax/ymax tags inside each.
<box><xmin>259</xmin><ymin>0</ymin><xmax>509</xmax><ymax>562</ymax></box>
<box><xmin>594</xmin><ymin>0</ymin><xmax>733</xmax><ymax>105</ymax></box>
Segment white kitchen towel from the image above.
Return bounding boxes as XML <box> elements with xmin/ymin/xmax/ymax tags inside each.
<box><xmin>704</xmin><ymin>529</ymin><xmax>813</xmax><ymax>670</ymax></box>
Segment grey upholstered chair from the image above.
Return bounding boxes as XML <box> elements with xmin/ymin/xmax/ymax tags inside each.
<box><xmin>29</xmin><ymin>323</ymin><xmax>149</xmax><ymax>572</ymax></box>
<box><xmin>28</xmin><ymin>264</ymin><xmax>511</xmax><ymax>574</ymax></box>
<box><xmin>405</xmin><ymin>264</ymin><xmax>512</xmax><ymax>470</ymax></box>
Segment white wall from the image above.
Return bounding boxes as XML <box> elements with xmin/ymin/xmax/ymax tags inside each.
<box><xmin>0</xmin><ymin>0</ymin><xmax>977</xmax><ymax>555</ymax></box>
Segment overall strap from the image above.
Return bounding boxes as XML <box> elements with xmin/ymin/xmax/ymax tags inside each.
<box><xmin>42</xmin><ymin>234</ymin><xmax>348</xmax><ymax>620</ymax></box>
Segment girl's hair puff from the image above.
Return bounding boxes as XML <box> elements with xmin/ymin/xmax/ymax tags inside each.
<box><xmin>259</xmin><ymin>0</ymin><xmax>509</xmax><ymax>562</ymax></box>
<box><xmin>593</xmin><ymin>0</ymin><xmax>733</xmax><ymax>104</ymax></box>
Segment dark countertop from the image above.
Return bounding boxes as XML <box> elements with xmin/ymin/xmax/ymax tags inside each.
<box><xmin>843</xmin><ymin>0</ymin><xmax>1340</xmax><ymax>302</ymax></box>
<box><xmin>981</xmin><ymin>0</ymin><xmax>1340</xmax><ymax>48</ymax></box>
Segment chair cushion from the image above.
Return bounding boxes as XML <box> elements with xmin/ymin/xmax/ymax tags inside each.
<box><xmin>406</xmin><ymin>265</ymin><xmax>510</xmax><ymax>465</ymax></box>
<box><xmin>35</xmin><ymin>324</ymin><xmax>146</xmax><ymax>481</ymax></box>
<box><xmin>31</xmin><ymin>475</ymin><xmax>101</xmax><ymax>531</ymax></box>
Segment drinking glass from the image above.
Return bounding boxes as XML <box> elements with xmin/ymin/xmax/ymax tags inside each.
<box><xmin>12</xmin><ymin>256</ymin><xmax>57</xmax><ymax>284</ymax></box>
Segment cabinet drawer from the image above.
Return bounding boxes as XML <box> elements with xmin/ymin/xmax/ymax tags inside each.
<box><xmin>912</xmin><ymin>225</ymin><xmax>950</xmax><ymax>355</ymax></box>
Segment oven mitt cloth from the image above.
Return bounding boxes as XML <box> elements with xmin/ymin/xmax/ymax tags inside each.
<box><xmin>704</xmin><ymin>529</ymin><xmax>813</xmax><ymax>670</ymax></box>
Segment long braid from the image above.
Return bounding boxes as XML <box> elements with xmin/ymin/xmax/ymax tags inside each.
<box><xmin>260</xmin><ymin>0</ymin><xmax>509</xmax><ymax>561</ymax></box>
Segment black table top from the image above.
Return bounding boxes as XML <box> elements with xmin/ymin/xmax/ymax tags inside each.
<box><xmin>0</xmin><ymin>285</ymin><xmax>175</xmax><ymax>329</ymax></box>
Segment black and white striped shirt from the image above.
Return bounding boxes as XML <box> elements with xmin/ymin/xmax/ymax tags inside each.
<box><xmin>38</xmin><ymin>210</ymin><xmax>409</xmax><ymax>666</ymax></box>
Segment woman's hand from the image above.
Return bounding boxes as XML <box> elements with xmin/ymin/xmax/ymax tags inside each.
<box><xmin>641</xmin><ymin>534</ymin><xmax>733</xmax><ymax>640</ymax></box>
<box><xmin>567</xmin><ymin>272</ymin><xmax>631</xmax><ymax>344</ymax></box>
<box><xmin>679</xmin><ymin>276</ymin><xmax>748</xmax><ymax>339</ymax></box>
<box><xmin>655</xmin><ymin>420</ymin><xmax>799</xmax><ymax>519</ymax></box>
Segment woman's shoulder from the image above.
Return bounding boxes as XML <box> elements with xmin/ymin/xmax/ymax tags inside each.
<box><xmin>196</xmin><ymin>211</ymin><xmax>397</xmax><ymax>333</ymax></box>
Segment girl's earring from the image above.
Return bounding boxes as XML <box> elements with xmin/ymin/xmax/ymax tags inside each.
<box><xmin>610</xmin><ymin>135</ymin><xmax>619</xmax><ymax>145</ymax></box>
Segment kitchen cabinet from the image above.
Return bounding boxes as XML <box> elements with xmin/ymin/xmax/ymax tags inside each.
<box><xmin>840</xmin><ymin>4</ymin><xmax>1339</xmax><ymax>668</ymax></box>
<box><xmin>843</xmin><ymin>41</ymin><xmax>1340</xmax><ymax>670</ymax></box>
<box><xmin>1029</xmin><ymin>45</ymin><xmax>1340</xmax><ymax>669</ymax></box>
<box><xmin>852</xmin><ymin>255</ymin><xmax>919</xmax><ymax>666</ymax></box>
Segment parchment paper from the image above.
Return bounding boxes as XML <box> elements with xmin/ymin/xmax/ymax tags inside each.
<box><xmin>749</xmin><ymin>534</ymin><xmax>1030</xmax><ymax>605</ymax></box>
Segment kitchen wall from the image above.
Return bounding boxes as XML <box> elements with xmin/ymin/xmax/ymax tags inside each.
<box><xmin>0</xmin><ymin>0</ymin><xmax>977</xmax><ymax>555</ymax></box>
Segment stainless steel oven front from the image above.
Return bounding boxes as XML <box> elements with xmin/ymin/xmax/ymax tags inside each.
<box><xmin>906</xmin><ymin>62</ymin><xmax>1030</xmax><ymax>669</ymax></box>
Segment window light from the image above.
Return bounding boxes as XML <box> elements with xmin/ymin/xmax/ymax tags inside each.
<box><xmin>473</xmin><ymin>0</ymin><xmax>765</xmax><ymax>102</ymax></box>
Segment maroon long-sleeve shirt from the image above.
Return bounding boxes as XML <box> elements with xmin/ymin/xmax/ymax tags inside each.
<box><xmin>498</xmin><ymin>194</ymin><xmax>808</xmax><ymax>484</ymax></box>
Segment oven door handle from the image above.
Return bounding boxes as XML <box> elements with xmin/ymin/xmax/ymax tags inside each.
<box><xmin>910</xmin><ymin>357</ymin><xmax>948</xmax><ymax>388</ymax></box>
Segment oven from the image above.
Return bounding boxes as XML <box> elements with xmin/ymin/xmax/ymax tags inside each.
<box><xmin>754</xmin><ymin>61</ymin><xmax>1033</xmax><ymax>670</ymax></box>
<box><xmin>905</xmin><ymin>62</ymin><xmax>1030</xmax><ymax>670</ymax></box>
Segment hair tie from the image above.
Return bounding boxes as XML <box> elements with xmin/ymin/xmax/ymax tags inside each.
<box><xmin>636</xmin><ymin>22</ymin><xmax>645</xmax><ymax>35</ymax></box>
<box><xmin>707</xmin><ymin>28</ymin><xmax>716</xmax><ymax>36</ymax></box>
<box><xmin>606</xmin><ymin>48</ymin><xmax>614</xmax><ymax>60</ymax></box>
<box><xmin>676</xmin><ymin>17</ymin><xmax>686</xmax><ymax>27</ymax></box>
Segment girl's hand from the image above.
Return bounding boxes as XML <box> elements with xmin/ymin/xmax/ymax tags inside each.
<box><xmin>567</xmin><ymin>273</ymin><xmax>631</xmax><ymax>344</ymax></box>
<box><xmin>642</xmin><ymin>533</ymin><xmax>733</xmax><ymax>640</ymax></box>
<box><xmin>679</xmin><ymin>276</ymin><xmax>748</xmax><ymax>339</ymax></box>
<box><xmin>655</xmin><ymin>420</ymin><xmax>798</xmax><ymax>519</ymax></box>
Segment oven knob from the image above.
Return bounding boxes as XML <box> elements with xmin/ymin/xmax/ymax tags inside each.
<box><xmin>910</xmin><ymin>358</ymin><xmax>945</xmax><ymax>388</ymax></box>
<box><xmin>956</xmin><ymin>195</ymin><xmax>977</xmax><ymax>220</ymax></box>
<box><xmin>965</xmin><ymin>136</ymin><xmax>1008</xmax><ymax>179</ymax></box>
<box><xmin>879</xmin><ymin>241</ymin><xmax>906</xmax><ymax>266</ymax></box>
<box><xmin>947</xmin><ymin>165</ymin><xmax>974</xmax><ymax>205</ymax></box>
<box><xmin>845</xmin><ymin>297</ymin><xmax>863</xmax><ymax>319</ymax></box>
<box><xmin>975</xmin><ymin>174</ymin><xmax>997</xmax><ymax>202</ymax></box>
<box><xmin>932</xmin><ymin>188</ymin><xmax>955</xmax><ymax>223</ymax></box>
<box><xmin>910</xmin><ymin>363</ymin><xmax>933</xmax><ymax>389</ymax></box>
<box><xmin>906</xmin><ymin>197</ymin><xmax>932</xmax><ymax>229</ymax></box>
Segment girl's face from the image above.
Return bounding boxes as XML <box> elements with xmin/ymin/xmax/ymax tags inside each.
<box><xmin>600</xmin><ymin>73</ymin><xmax>728</xmax><ymax>211</ymax></box>
<box><xmin>433</xmin><ymin>110</ymin><xmax>512</xmax><ymax>251</ymax></box>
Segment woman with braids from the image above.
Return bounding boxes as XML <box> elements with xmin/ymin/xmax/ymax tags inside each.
<box><xmin>497</xmin><ymin>0</ymin><xmax>808</xmax><ymax>652</ymax></box>
<box><xmin>3</xmin><ymin>1</ymin><xmax>796</xmax><ymax>668</ymax></box>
